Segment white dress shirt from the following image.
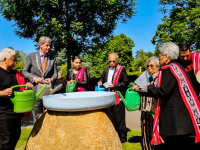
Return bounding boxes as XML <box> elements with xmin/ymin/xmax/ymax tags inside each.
<box><xmin>107</xmin><ymin>67</ymin><xmax>115</xmax><ymax>83</ymax></box>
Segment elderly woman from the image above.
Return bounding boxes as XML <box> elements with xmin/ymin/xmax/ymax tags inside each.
<box><xmin>0</xmin><ymin>48</ymin><xmax>33</xmax><ymax>149</ymax></box>
<box><xmin>134</xmin><ymin>56</ymin><xmax>160</xmax><ymax>150</ymax></box>
<box><xmin>148</xmin><ymin>42</ymin><xmax>200</xmax><ymax>150</ymax></box>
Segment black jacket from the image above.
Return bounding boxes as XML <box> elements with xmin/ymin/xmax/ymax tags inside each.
<box><xmin>66</xmin><ymin>68</ymin><xmax>89</xmax><ymax>91</ymax></box>
<box><xmin>99</xmin><ymin>66</ymin><xmax>128</xmax><ymax>97</ymax></box>
<box><xmin>148</xmin><ymin>62</ymin><xmax>195</xmax><ymax>137</ymax></box>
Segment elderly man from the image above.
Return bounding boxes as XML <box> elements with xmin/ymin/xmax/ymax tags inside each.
<box><xmin>98</xmin><ymin>53</ymin><xmax>128</xmax><ymax>143</ymax></box>
<box><xmin>177</xmin><ymin>43</ymin><xmax>200</xmax><ymax>96</ymax></box>
<box><xmin>22</xmin><ymin>36</ymin><xmax>58</xmax><ymax>122</ymax></box>
<box><xmin>0</xmin><ymin>48</ymin><xmax>33</xmax><ymax>149</ymax></box>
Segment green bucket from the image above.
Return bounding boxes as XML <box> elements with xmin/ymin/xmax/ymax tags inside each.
<box><xmin>66</xmin><ymin>81</ymin><xmax>77</xmax><ymax>93</ymax></box>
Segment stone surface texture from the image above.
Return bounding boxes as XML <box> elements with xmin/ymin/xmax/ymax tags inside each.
<box><xmin>26</xmin><ymin>109</ymin><xmax>123</xmax><ymax>150</ymax></box>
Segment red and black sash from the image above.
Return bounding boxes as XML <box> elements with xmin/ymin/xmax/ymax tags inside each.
<box><xmin>75</xmin><ymin>67</ymin><xmax>89</xmax><ymax>92</ymax></box>
<box><xmin>150</xmin><ymin>63</ymin><xmax>200</xmax><ymax>145</ymax></box>
<box><xmin>112</xmin><ymin>64</ymin><xmax>123</xmax><ymax>105</ymax></box>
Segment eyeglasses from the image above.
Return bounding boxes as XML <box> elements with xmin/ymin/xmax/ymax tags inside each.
<box><xmin>109</xmin><ymin>60</ymin><xmax>116</xmax><ymax>63</ymax></box>
<box><xmin>147</xmin><ymin>64</ymin><xmax>154</xmax><ymax>68</ymax></box>
<box><xmin>159</xmin><ymin>54</ymin><xmax>165</xmax><ymax>58</ymax></box>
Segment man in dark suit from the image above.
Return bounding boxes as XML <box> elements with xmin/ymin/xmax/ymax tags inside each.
<box><xmin>98</xmin><ymin>53</ymin><xmax>128</xmax><ymax>143</ymax></box>
<box><xmin>22</xmin><ymin>36</ymin><xmax>58</xmax><ymax>122</ymax></box>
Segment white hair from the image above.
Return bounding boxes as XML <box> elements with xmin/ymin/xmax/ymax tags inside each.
<box><xmin>146</xmin><ymin>56</ymin><xmax>160</xmax><ymax>67</ymax></box>
<box><xmin>0</xmin><ymin>48</ymin><xmax>16</xmax><ymax>62</ymax></box>
<box><xmin>38</xmin><ymin>36</ymin><xmax>51</xmax><ymax>45</ymax></box>
<box><xmin>159</xmin><ymin>42</ymin><xmax>179</xmax><ymax>60</ymax></box>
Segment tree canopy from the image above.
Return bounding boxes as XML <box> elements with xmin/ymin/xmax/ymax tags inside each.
<box><xmin>0</xmin><ymin>0</ymin><xmax>136</xmax><ymax>69</ymax></box>
<box><xmin>152</xmin><ymin>0</ymin><xmax>200</xmax><ymax>50</ymax></box>
<box><xmin>14</xmin><ymin>50</ymin><xmax>28</xmax><ymax>72</ymax></box>
<box><xmin>85</xmin><ymin>34</ymin><xmax>135</xmax><ymax>78</ymax></box>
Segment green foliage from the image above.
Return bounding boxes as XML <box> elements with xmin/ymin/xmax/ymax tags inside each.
<box><xmin>0</xmin><ymin>0</ymin><xmax>137</xmax><ymax>70</ymax></box>
<box><xmin>132</xmin><ymin>49</ymin><xmax>149</xmax><ymax>72</ymax></box>
<box><xmin>152</xmin><ymin>0</ymin><xmax>200</xmax><ymax>50</ymax></box>
<box><xmin>60</xmin><ymin>63</ymin><xmax>68</xmax><ymax>79</ymax></box>
<box><xmin>128</xmin><ymin>71</ymin><xmax>143</xmax><ymax>77</ymax></box>
<box><xmin>154</xmin><ymin>45</ymin><xmax>160</xmax><ymax>57</ymax></box>
<box><xmin>86</xmin><ymin>34</ymin><xmax>135</xmax><ymax>78</ymax></box>
<box><xmin>14</xmin><ymin>50</ymin><xmax>28</xmax><ymax>72</ymax></box>
<box><xmin>56</xmin><ymin>48</ymin><xmax>67</xmax><ymax>71</ymax></box>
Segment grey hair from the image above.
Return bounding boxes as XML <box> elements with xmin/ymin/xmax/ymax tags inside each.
<box><xmin>38</xmin><ymin>36</ymin><xmax>51</xmax><ymax>45</ymax></box>
<box><xmin>0</xmin><ymin>48</ymin><xmax>16</xmax><ymax>62</ymax></box>
<box><xmin>108</xmin><ymin>53</ymin><xmax>119</xmax><ymax>60</ymax></box>
<box><xmin>58</xmin><ymin>71</ymin><xmax>62</xmax><ymax>74</ymax></box>
<box><xmin>159</xmin><ymin>42</ymin><xmax>179</xmax><ymax>60</ymax></box>
<box><xmin>146</xmin><ymin>56</ymin><xmax>160</xmax><ymax>67</ymax></box>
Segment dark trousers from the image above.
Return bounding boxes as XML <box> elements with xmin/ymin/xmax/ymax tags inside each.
<box><xmin>111</xmin><ymin>101</ymin><xmax>127</xmax><ymax>143</ymax></box>
<box><xmin>0</xmin><ymin>118</ymin><xmax>21</xmax><ymax>150</ymax></box>
<box><xmin>32</xmin><ymin>98</ymin><xmax>45</xmax><ymax>123</ymax></box>
<box><xmin>163</xmin><ymin>134</ymin><xmax>200</xmax><ymax>150</ymax></box>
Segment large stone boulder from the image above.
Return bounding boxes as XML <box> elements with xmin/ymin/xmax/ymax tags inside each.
<box><xmin>26</xmin><ymin>109</ymin><xmax>123</xmax><ymax>150</ymax></box>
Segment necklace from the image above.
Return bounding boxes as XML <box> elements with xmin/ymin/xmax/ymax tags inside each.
<box><xmin>73</xmin><ymin>69</ymin><xmax>78</xmax><ymax>75</ymax></box>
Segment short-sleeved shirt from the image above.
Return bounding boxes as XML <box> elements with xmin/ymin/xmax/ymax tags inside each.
<box><xmin>0</xmin><ymin>67</ymin><xmax>23</xmax><ymax>120</ymax></box>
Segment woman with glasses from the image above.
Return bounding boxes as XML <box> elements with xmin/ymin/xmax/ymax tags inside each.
<box><xmin>133</xmin><ymin>56</ymin><xmax>161</xmax><ymax>150</ymax></box>
<box><xmin>147</xmin><ymin>42</ymin><xmax>200</xmax><ymax>150</ymax></box>
<box><xmin>66</xmin><ymin>56</ymin><xmax>89</xmax><ymax>91</ymax></box>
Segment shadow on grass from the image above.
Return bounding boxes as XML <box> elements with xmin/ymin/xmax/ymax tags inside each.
<box><xmin>128</xmin><ymin>136</ymin><xmax>142</xmax><ymax>143</ymax></box>
<box><xmin>127</xmin><ymin>128</ymin><xmax>142</xmax><ymax>144</ymax></box>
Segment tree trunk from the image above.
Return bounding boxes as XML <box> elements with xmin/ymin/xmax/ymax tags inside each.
<box><xmin>65</xmin><ymin>0</ymin><xmax>71</xmax><ymax>70</ymax></box>
<box><xmin>67</xmin><ymin>47</ymin><xmax>71</xmax><ymax>70</ymax></box>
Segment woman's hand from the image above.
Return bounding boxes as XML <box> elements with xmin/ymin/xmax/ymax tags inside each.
<box><xmin>67</xmin><ymin>80</ymin><xmax>75</xmax><ymax>84</ymax></box>
<box><xmin>25</xmin><ymin>82</ymin><xmax>33</xmax><ymax>90</ymax></box>
<box><xmin>133</xmin><ymin>85</ymin><xmax>138</xmax><ymax>90</ymax></box>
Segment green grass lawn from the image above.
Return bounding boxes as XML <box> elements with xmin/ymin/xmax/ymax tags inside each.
<box><xmin>15</xmin><ymin>128</ymin><xmax>32</xmax><ymax>150</ymax></box>
<box><xmin>16</xmin><ymin>128</ymin><xmax>142</xmax><ymax>150</ymax></box>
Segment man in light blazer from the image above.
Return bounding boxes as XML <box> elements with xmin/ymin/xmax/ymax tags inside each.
<box><xmin>22</xmin><ymin>36</ymin><xmax>58</xmax><ymax>122</ymax></box>
<box><xmin>98</xmin><ymin>53</ymin><xmax>128</xmax><ymax>143</ymax></box>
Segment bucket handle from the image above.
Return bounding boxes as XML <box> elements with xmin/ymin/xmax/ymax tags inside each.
<box><xmin>127</xmin><ymin>87</ymin><xmax>133</xmax><ymax>91</ymax></box>
<box><xmin>98</xmin><ymin>84</ymin><xmax>100</xmax><ymax>89</ymax></box>
<box><xmin>10</xmin><ymin>85</ymin><xmax>27</xmax><ymax>89</ymax></box>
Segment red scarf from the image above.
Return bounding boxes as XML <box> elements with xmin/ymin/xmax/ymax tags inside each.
<box><xmin>15</xmin><ymin>70</ymin><xmax>30</xmax><ymax>118</ymax></box>
<box><xmin>191</xmin><ymin>52</ymin><xmax>200</xmax><ymax>75</ymax></box>
<box><xmin>150</xmin><ymin>63</ymin><xmax>200</xmax><ymax>145</ymax></box>
<box><xmin>75</xmin><ymin>67</ymin><xmax>88</xmax><ymax>92</ymax></box>
<box><xmin>112</xmin><ymin>65</ymin><xmax>123</xmax><ymax>105</ymax></box>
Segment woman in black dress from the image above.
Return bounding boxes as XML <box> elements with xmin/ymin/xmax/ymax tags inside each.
<box><xmin>66</xmin><ymin>56</ymin><xmax>89</xmax><ymax>91</ymax></box>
